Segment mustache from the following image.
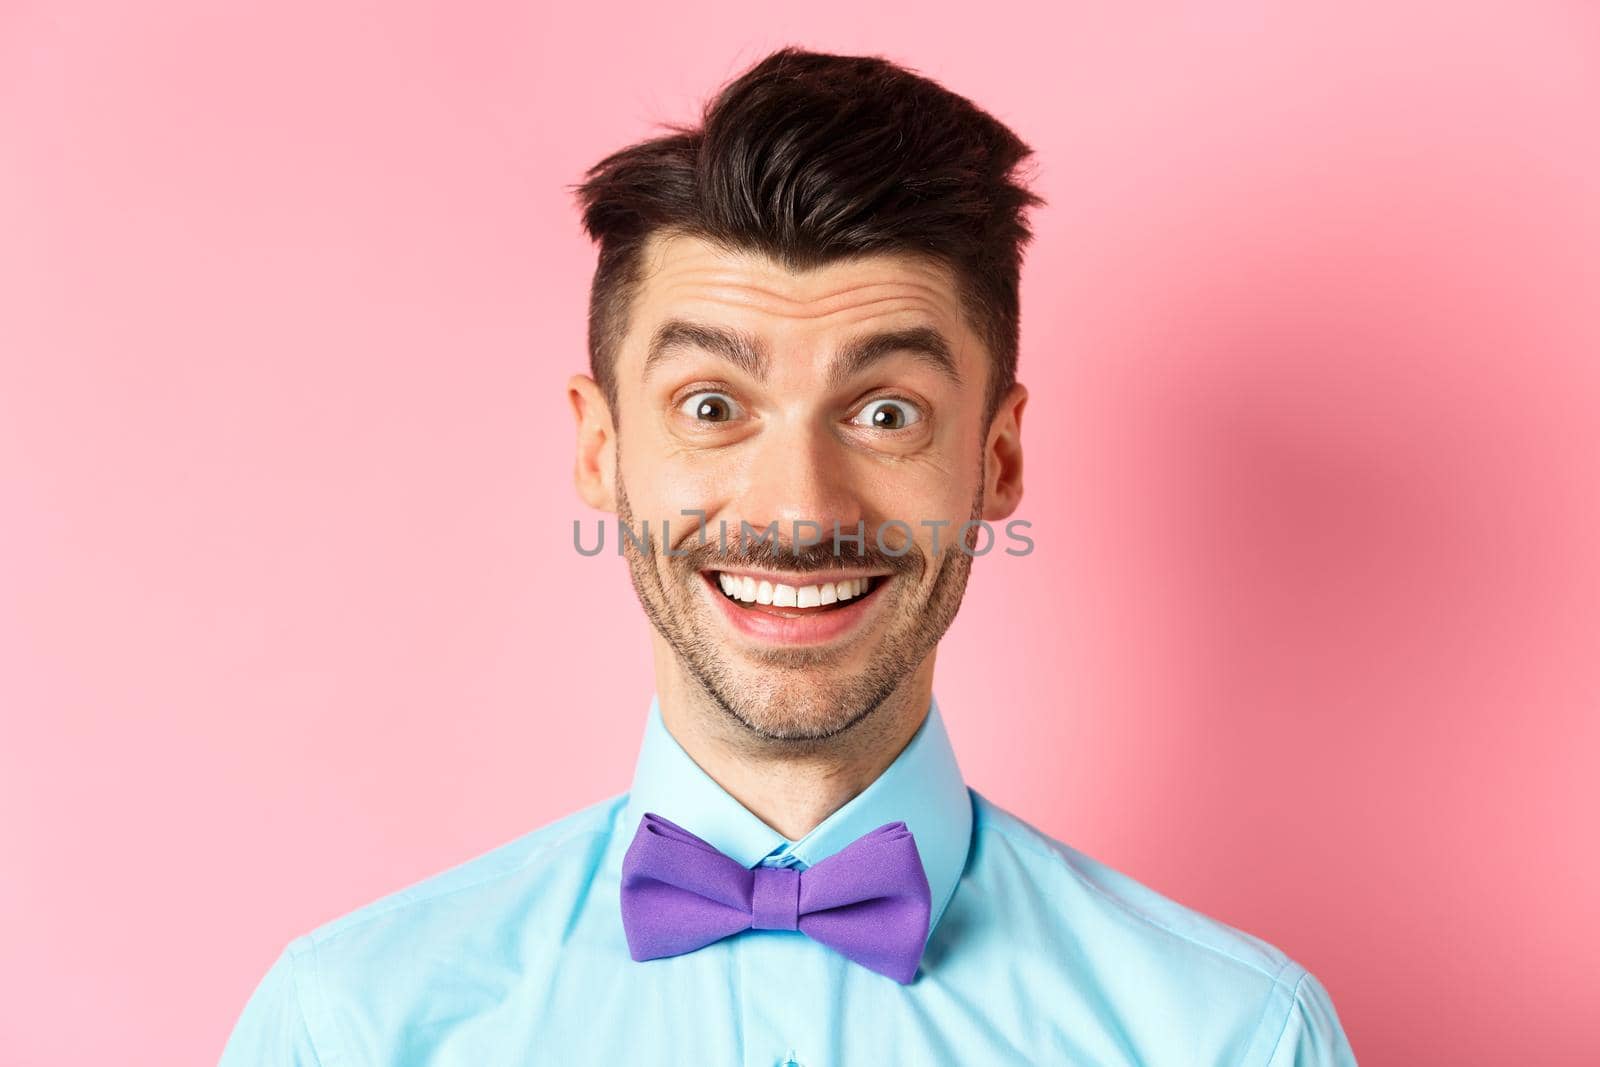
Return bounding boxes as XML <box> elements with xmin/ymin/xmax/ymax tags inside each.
<box><xmin>666</xmin><ymin>535</ymin><xmax>923</xmax><ymax>578</ymax></box>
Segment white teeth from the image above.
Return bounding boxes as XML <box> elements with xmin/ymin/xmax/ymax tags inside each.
<box><xmin>716</xmin><ymin>572</ymin><xmax>878</xmax><ymax>608</ymax></box>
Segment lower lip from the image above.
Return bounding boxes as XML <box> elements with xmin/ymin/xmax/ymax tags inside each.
<box><xmin>701</xmin><ymin>573</ymin><xmax>889</xmax><ymax>646</ymax></box>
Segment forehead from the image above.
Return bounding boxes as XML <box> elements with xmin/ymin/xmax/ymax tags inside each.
<box><xmin>621</xmin><ymin>231</ymin><xmax>979</xmax><ymax>361</ymax></box>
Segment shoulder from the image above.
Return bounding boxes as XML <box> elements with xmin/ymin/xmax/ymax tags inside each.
<box><xmin>290</xmin><ymin>791</ymin><xmax>623</xmax><ymax>969</ymax></box>
<box><xmin>969</xmin><ymin>789</ymin><xmax>1296</xmax><ymax>980</ymax></box>
<box><xmin>227</xmin><ymin>793</ymin><xmax>626</xmax><ymax>1065</ymax></box>
<box><xmin>962</xmin><ymin>791</ymin><xmax>1353</xmax><ymax>1065</ymax></box>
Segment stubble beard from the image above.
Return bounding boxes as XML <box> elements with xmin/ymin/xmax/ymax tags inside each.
<box><xmin>613</xmin><ymin>459</ymin><xmax>984</xmax><ymax>744</ymax></box>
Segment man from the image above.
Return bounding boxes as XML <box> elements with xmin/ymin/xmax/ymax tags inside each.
<box><xmin>221</xmin><ymin>47</ymin><xmax>1358</xmax><ymax>1066</ymax></box>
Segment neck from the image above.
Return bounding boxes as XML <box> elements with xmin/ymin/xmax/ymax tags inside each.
<box><xmin>652</xmin><ymin>651</ymin><xmax>937</xmax><ymax>841</ymax></box>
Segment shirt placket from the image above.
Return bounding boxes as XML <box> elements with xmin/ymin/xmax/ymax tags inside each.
<box><xmin>737</xmin><ymin>845</ymin><xmax>831</xmax><ymax>1067</ymax></box>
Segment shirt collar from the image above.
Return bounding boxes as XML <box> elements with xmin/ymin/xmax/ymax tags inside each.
<box><xmin>620</xmin><ymin>692</ymin><xmax>974</xmax><ymax>939</ymax></box>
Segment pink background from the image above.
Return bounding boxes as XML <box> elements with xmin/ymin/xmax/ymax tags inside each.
<box><xmin>4</xmin><ymin>2</ymin><xmax>1598</xmax><ymax>1063</ymax></box>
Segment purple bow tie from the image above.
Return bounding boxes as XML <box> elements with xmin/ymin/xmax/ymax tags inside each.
<box><xmin>619</xmin><ymin>812</ymin><xmax>932</xmax><ymax>984</ymax></box>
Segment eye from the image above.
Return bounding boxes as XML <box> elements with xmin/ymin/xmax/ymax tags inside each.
<box><xmin>678</xmin><ymin>391</ymin><xmax>744</xmax><ymax>423</ymax></box>
<box><xmin>850</xmin><ymin>397</ymin><xmax>923</xmax><ymax>431</ymax></box>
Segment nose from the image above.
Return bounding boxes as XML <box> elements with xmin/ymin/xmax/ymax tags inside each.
<box><xmin>734</xmin><ymin>420</ymin><xmax>864</xmax><ymax>552</ymax></box>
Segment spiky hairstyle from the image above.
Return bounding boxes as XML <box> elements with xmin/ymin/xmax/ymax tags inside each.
<box><xmin>573</xmin><ymin>46</ymin><xmax>1045</xmax><ymax>424</ymax></box>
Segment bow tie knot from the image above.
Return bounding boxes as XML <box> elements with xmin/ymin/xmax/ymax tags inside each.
<box><xmin>619</xmin><ymin>812</ymin><xmax>932</xmax><ymax>984</ymax></box>
<box><xmin>751</xmin><ymin>866</ymin><xmax>801</xmax><ymax>931</ymax></box>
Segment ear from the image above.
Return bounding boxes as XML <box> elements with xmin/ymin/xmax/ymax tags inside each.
<box><xmin>568</xmin><ymin>373</ymin><xmax>617</xmax><ymax>513</ymax></box>
<box><xmin>982</xmin><ymin>381</ymin><xmax>1026</xmax><ymax>521</ymax></box>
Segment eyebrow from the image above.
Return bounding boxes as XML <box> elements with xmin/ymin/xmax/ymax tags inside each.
<box><xmin>829</xmin><ymin>325</ymin><xmax>962</xmax><ymax>389</ymax></box>
<box><xmin>644</xmin><ymin>320</ymin><xmax>768</xmax><ymax>381</ymax></box>
<box><xmin>643</xmin><ymin>318</ymin><xmax>962</xmax><ymax>388</ymax></box>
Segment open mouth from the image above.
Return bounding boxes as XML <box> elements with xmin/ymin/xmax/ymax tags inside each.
<box><xmin>704</xmin><ymin>571</ymin><xmax>886</xmax><ymax>615</ymax></box>
<box><xmin>699</xmin><ymin>568</ymin><xmax>891</xmax><ymax>646</ymax></box>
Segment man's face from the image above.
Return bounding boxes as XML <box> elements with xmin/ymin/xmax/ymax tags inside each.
<box><xmin>572</xmin><ymin>231</ymin><xmax>1024</xmax><ymax>742</ymax></box>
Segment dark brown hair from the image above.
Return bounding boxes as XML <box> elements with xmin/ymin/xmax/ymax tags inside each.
<box><xmin>572</xmin><ymin>47</ymin><xmax>1045</xmax><ymax>426</ymax></box>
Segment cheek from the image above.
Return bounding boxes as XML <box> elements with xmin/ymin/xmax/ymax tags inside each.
<box><xmin>863</xmin><ymin>466</ymin><xmax>976</xmax><ymax>523</ymax></box>
<box><xmin>619</xmin><ymin>444</ymin><xmax>728</xmax><ymax>518</ymax></box>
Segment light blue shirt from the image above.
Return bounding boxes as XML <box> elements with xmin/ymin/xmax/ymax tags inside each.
<box><xmin>220</xmin><ymin>695</ymin><xmax>1358</xmax><ymax>1066</ymax></box>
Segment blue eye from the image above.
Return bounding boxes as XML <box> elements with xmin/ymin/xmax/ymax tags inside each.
<box><xmin>851</xmin><ymin>398</ymin><xmax>922</xmax><ymax>430</ymax></box>
<box><xmin>679</xmin><ymin>391</ymin><xmax>743</xmax><ymax>422</ymax></box>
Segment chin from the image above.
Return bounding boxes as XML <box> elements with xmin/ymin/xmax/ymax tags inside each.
<box><xmin>721</xmin><ymin>687</ymin><xmax>873</xmax><ymax>742</ymax></box>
